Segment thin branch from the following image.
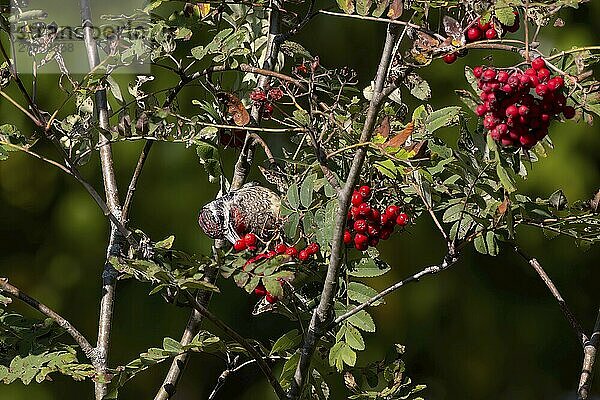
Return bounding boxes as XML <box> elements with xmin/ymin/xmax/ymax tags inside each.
<box><xmin>0</xmin><ymin>90</ymin><xmax>43</xmax><ymax>126</ymax></box>
<box><xmin>289</xmin><ymin>24</ymin><xmax>402</xmax><ymax>399</ymax></box>
<box><xmin>80</xmin><ymin>1</ymin><xmax>125</xmax><ymax>398</ymax></box>
<box><xmin>578</xmin><ymin>308</ymin><xmax>600</xmax><ymax>400</ymax></box>
<box><xmin>122</xmin><ymin>140</ymin><xmax>153</xmax><ymax>221</ymax></box>
<box><xmin>514</xmin><ymin>246</ymin><xmax>587</xmax><ymax>345</ymax></box>
<box><xmin>0</xmin><ymin>141</ymin><xmax>73</xmax><ymax>175</ymax></box>
<box><xmin>332</xmin><ymin>256</ymin><xmax>458</xmax><ymax>326</ymax></box>
<box><xmin>183</xmin><ymin>291</ymin><xmax>287</xmax><ymax>400</ymax></box>
<box><xmin>0</xmin><ymin>278</ymin><xmax>95</xmax><ymax>361</ymax></box>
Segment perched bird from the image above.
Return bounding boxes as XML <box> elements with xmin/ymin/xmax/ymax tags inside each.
<box><xmin>198</xmin><ymin>183</ymin><xmax>281</xmax><ymax>244</ymax></box>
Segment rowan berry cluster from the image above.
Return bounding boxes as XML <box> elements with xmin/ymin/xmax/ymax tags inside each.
<box><xmin>444</xmin><ymin>13</ymin><xmax>520</xmax><ymax>64</ymax></box>
<box><xmin>344</xmin><ymin>185</ymin><xmax>409</xmax><ymax>251</ymax></box>
<box><xmin>234</xmin><ymin>233</ymin><xmax>320</xmax><ymax>304</ymax></box>
<box><xmin>473</xmin><ymin>58</ymin><xmax>575</xmax><ymax>149</ymax></box>
<box><xmin>249</xmin><ymin>87</ymin><xmax>284</xmax><ymax>119</ymax></box>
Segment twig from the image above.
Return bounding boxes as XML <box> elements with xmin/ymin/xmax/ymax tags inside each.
<box><xmin>183</xmin><ymin>291</ymin><xmax>287</xmax><ymax>400</ymax></box>
<box><xmin>122</xmin><ymin>140</ymin><xmax>153</xmax><ymax>222</ymax></box>
<box><xmin>80</xmin><ymin>1</ymin><xmax>125</xmax><ymax>398</ymax></box>
<box><xmin>0</xmin><ymin>278</ymin><xmax>95</xmax><ymax>361</ymax></box>
<box><xmin>578</xmin><ymin>308</ymin><xmax>600</xmax><ymax>400</ymax></box>
<box><xmin>332</xmin><ymin>256</ymin><xmax>458</xmax><ymax>326</ymax></box>
<box><xmin>289</xmin><ymin>24</ymin><xmax>402</xmax><ymax>399</ymax></box>
<box><xmin>524</xmin><ymin>0</ymin><xmax>530</xmax><ymax>62</ymax></box>
<box><xmin>0</xmin><ymin>90</ymin><xmax>43</xmax><ymax>126</ymax></box>
<box><xmin>0</xmin><ymin>141</ymin><xmax>73</xmax><ymax>175</ymax></box>
<box><xmin>514</xmin><ymin>246</ymin><xmax>587</xmax><ymax>345</ymax></box>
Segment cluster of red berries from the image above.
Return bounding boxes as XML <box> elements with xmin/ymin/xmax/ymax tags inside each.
<box><xmin>249</xmin><ymin>87</ymin><xmax>283</xmax><ymax>119</ymax></box>
<box><xmin>473</xmin><ymin>58</ymin><xmax>575</xmax><ymax>149</ymax></box>
<box><xmin>443</xmin><ymin>13</ymin><xmax>520</xmax><ymax>64</ymax></box>
<box><xmin>344</xmin><ymin>185</ymin><xmax>409</xmax><ymax>251</ymax></box>
<box><xmin>234</xmin><ymin>234</ymin><xmax>320</xmax><ymax>304</ymax></box>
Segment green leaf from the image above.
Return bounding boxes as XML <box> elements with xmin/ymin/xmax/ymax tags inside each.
<box><xmin>426</xmin><ymin>106</ymin><xmax>462</xmax><ymax>133</ymax></box>
<box><xmin>356</xmin><ymin>0</ymin><xmax>372</xmax><ymax>16</ymax></box>
<box><xmin>344</xmin><ymin>325</ymin><xmax>365</xmax><ymax>350</ymax></box>
<box><xmin>196</xmin><ymin>142</ymin><xmax>221</xmax><ymax>183</ymax></box>
<box><xmin>549</xmin><ymin>189</ymin><xmax>568</xmax><ymax>210</ymax></box>
<box><xmin>348</xmin><ymin>257</ymin><xmax>390</xmax><ymax>278</ymax></box>
<box><xmin>285</xmin><ymin>212</ymin><xmax>300</xmax><ymax>238</ymax></box>
<box><xmin>270</xmin><ymin>329</ymin><xmax>302</xmax><ymax>355</ymax></box>
<box><xmin>155</xmin><ymin>235</ymin><xmax>175</xmax><ymax>250</ymax></box>
<box><xmin>336</xmin><ymin>0</ymin><xmax>355</xmax><ymax>14</ymax></box>
<box><xmin>279</xmin><ymin>351</ymin><xmax>300</xmax><ymax>390</ymax></box>
<box><xmin>474</xmin><ymin>231</ymin><xmax>499</xmax><ymax>256</ymax></box>
<box><xmin>300</xmin><ymin>173</ymin><xmax>317</xmax><ymax>208</ymax></box>
<box><xmin>162</xmin><ymin>337</ymin><xmax>184</xmax><ymax>354</ymax></box>
<box><xmin>287</xmin><ymin>183</ymin><xmax>300</xmax><ymax>210</ymax></box>
<box><xmin>405</xmin><ymin>73</ymin><xmax>431</xmax><ymax>101</ymax></box>
<box><xmin>347</xmin><ymin>310</ymin><xmax>376</xmax><ymax>332</ymax></box>
<box><xmin>347</xmin><ymin>282</ymin><xmax>382</xmax><ymax>306</ymax></box>
<box><xmin>263</xmin><ymin>276</ymin><xmax>284</xmax><ymax>299</ymax></box>
<box><xmin>496</xmin><ymin>161</ymin><xmax>517</xmax><ymax>193</ymax></box>
<box><xmin>293</xmin><ymin>109</ymin><xmax>310</xmax><ymax>125</ymax></box>
<box><xmin>329</xmin><ymin>341</ymin><xmax>356</xmax><ymax>371</ymax></box>
<box><xmin>495</xmin><ymin>3</ymin><xmax>516</xmax><ymax>27</ymax></box>
<box><xmin>464</xmin><ymin>66</ymin><xmax>479</xmax><ymax>92</ymax></box>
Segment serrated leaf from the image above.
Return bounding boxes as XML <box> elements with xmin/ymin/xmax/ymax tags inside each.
<box><xmin>405</xmin><ymin>74</ymin><xmax>431</xmax><ymax>101</ymax></box>
<box><xmin>495</xmin><ymin>4</ymin><xmax>516</xmax><ymax>27</ymax></box>
<box><xmin>347</xmin><ymin>310</ymin><xmax>376</xmax><ymax>332</ymax></box>
<box><xmin>356</xmin><ymin>0</ymin><xmax>372</xmax><ymax>16</ymax></box>
<box><xmin>426</xmin><ymin>106</ymin><xmax>462</xmax><ymax>133</ymax></box>
<box><xmin>348</xmin><ymin>257</ymin><xmax>390</xmax><ymax>278</ymax></box>
<box><xmin>347</xmin><ymin>282</ymin><xmax>382</xmax><ymax>306</ymax></box>
<box><xmin>329</xmin><ymin>341</ymin><xmax>356</xmax><ymax>371</ymax></box>
<box><xmin>270</xmin><ymin>329</ymin><xmax>302</xmax><ymax>355</ymax></box>
<box><xmin>344</xmin><ymin>325</ymin><xmax>365</xmax><ymax>350</ymax></box>
<box><xmin>336</xmin><ymin>0</ymin><xmax>355</xmax><ymax>14</ymax></box>
<box><xmin>300</xmin><ymin>173</ymin><xmax>317</xmax><ymax>208</ymax></box>
<box><xmin>287</xmin><ymin>183</ymin><xmax>300</xmax><ymax>209</ymax></box>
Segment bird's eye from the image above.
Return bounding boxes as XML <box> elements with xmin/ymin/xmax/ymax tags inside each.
<box><xmin>198</xmin><ymin>208</ymin><xmax>222</xmax><ymax>238</ymax></box>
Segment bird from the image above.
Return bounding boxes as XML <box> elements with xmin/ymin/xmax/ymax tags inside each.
<box><xmin>198</xmin><ymin>183</ymin><xmax>281</xmax><ymax>244</ymax></box>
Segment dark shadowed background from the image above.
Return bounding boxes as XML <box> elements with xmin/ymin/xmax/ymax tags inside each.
<box><xmin>0</xmin><ymin>2</ymin><xmax>599</xmax><ymax>399</ymax></box>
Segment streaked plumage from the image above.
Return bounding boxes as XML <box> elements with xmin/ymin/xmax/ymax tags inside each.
<box><xmin>198</xmin><ymin>183</ymin><xmax>281</xmax><ymax>244</ymax></box>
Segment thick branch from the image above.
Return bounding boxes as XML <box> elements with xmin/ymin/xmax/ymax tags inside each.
<box><xmin>515</xmin><ymin>246</ymin><xmax>587</xmax><ymax>345</ymax></box>
<box><xmin>183</xmin><ymin>291</ymin><xmax>287</xmax><ymax>400</ymax></box>
<box><xmin>0</xmin><ymin>278</ymin><xmax>95</xmax><ymax>361</ymax></box>
<box><xmin>289</xmin><ymin>24</ymin><xmax>401</xmax><ymax>399</ymax></box>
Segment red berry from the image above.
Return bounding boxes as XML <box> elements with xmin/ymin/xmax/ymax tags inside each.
<box><xmin>473</xmin><ymin>66</ymin><xmax>484</xmax><ymax>78</ymax></box>
<box><xmin>358</xmin><ymin>185</ymin><xmax>371</xmax><ymax>198</ymax></box>
<box><xmin>535</xmin><ymin>84</ymin><xmax>548</xmax><ymax>97</ymax></box>
<box><xmin>485</xmin><ymin>28</ymin><xmax>497</xmax><ymax>39</ymax></box>
<box><xmin>476</xmin><ymin>104</ymin><xmax>488</xmax><ymax>117</ymax></box>
<box><xmin>268</xmin><ymin>87</ymin><xmax>284</xmax><ymax>101</ymax></box>
<box><xmin>467</xmin><ymin>27</ymin><xmax>482</xmax><ymax>42</ymax></box>
<box><xmin>234</xmin><ymin>239</ymin><xmax>247</xmax><ymax>252</ymax></box>
<box><xmin>350</xmin><ymin>206</ymin><xmax>361</xmax><ymax>219</ymax></box>
<box><xmin>355</xmin><ymin>242</ymin><xmax>368</xmax><ymax>251</ymax></box>
<box><xmin>367</xmin><ymin>225</ymin><xmax>380</xmax><ymax>238</ymax></box>
<box><xmin>307</xmin><ymin>242</ymin><xmax>320</xmax><ymax>255</ymax></box>
<box><xmin>266</xmin><ymin>250</ymin><xmax>277</xmax><ymax>258</ymax></box>
<box><xmin>547</xmin><ymin>79</ymin><xmax>559</xmax><ymax>91</ymax></box>
<box><xmin>496</xmin><ymin>71</ymin><xmax>509</xmax><ymax>83</ymax></box>
<box><xmin>380</xmin><ymin>228</ymin><xmax>392</xmax><ymax>240</ymax></box>
<box><xmin>250</xmin><ymin>89</ymin><xmax>266</xmax><ymax>102</ymax></box>
<box><xmin>351</xmin><ymin>192</ymin><xmax>363</xmax><ymax>206</ymax></box>
<box><xmin>285</xmin><ymin>247</ymin><xmax>298</xmax><ymax>257</ymax></box>
<box><xmin>482</xmin><ymin>68</ymin><xmax>497</xmax><ymax>81</ymax></box>
<box><xmin>254</xmin><ymin>283</ymin><xmax>267</xmax><ymax>297</ymax></box>
<box><xmin>531</xmin><ymin>57</ymin><xmax>546</xmax><ymax>71</ymax></box>
<box><xmin>385</xmin><ymin>205</ymin><xmax>400</xmax><ymax>217</ymax></box>
<box><xmin>518</xmin><ymin>105</ymin><xmax>529</xmax><ymax>116</ymax></box>
<box><xmin>369</xmin><ymin>208</ymin><xmax>381</xmax><ymax>222</ymax></box>
<box><xmin>368</xmin><ymin>237</ymin><xmax>379</xmax><ymax>247</ymax></box>
<box><xmin>295</xmin><ymin>64</ymin><xmax>308</xmax><ymax>74</ymax></box>
<box><xmin>563</xmin><ymin>106</ymin><xmax>576</xmax><ymax>119</ymax></box>
<box><xmin>396</xmin><ymin>212</ymin><xmax>409</xmax><ymax>227</ymax></box>
<box><xmin>298</xmin><ymin>250</ymin><xmax>310</xmax><ymax>261</ymax></box>
<box><xmin>358</xmin><ymin>202</ymin><xmax>371</xmax><ymax>216</ymax></box>
<box><xmin>262</xmin><ymin>102</ymin><xmax>274</xmax><ymax>119</ymax></box>
<box><xmin>478</xmin><ymin>18</ymin><xmax>491</xmax><ymax>31</ymax></box>
<box><xmin>553</xmin><ymin>76</ymin><xmax>564</xmax><ymax>89</ymax></box>
<box><xmin>275</xmin><ymin>244</ymin><xmax>287</xmax><ymax>254</ymax></box>
<box><xmin>443</xmin><ymin>53</ymin><xmax>457</xmax><ymax>64</ymax></box>
<box><xmin>343</xmin><ymin>230</ymin><xmax>352</xmax><ymax>245</ymax></box>
<box><xmin>353</xmin><ymin>219</ymin><xmax>368</xmax><ymax>234</ymax></box>
<box><xmin>354</xmin><ymin>233</ymin><xmax>368</xmax><ymax>247</ymax></box>
<box><xmin>505</xmin><ymin>104</ymin><xmax>519</xmax><ymax>118</ymax></box>
<box><xmin>519</xmin><ymin>134</ymin><xmax>536</xmax><ymax>148</ymax></box>
<box><xmin>266</xmin><ymin>293</ymin><xmax>278</xmax><ymax>303</ymax></box>
<box><xmin>537</xmin><ymin>68</ymin><xmax>551</xmax><ymax>82</ymax></box>
<box><xmin>243</xmin><ymin>233</ymin><xmax>257</xmax><ymax>247</ymax></box>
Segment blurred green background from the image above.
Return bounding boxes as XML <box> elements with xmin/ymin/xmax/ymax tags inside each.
<box><xmin>1</xmin><ymin>2</ymin><xmax>599</xmax><ymax>399</ymax></box>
